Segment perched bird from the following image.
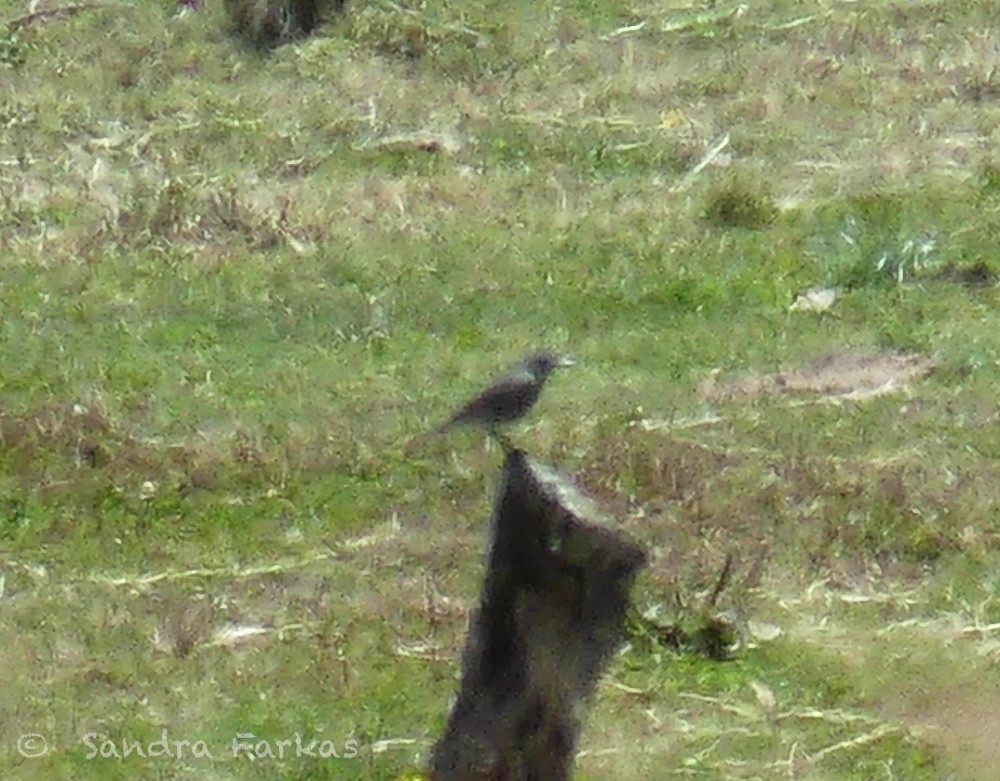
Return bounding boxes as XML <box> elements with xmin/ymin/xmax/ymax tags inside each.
<box><xmin>440</xmin><ymin>352</ymin><xmax>575</xmax><ymax>436</ymax></box>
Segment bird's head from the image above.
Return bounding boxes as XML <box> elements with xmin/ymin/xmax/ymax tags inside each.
<box><xmin>524</xmin><ymin>352</ymin><xmax>575</xmax><ymax>382</ymax></box>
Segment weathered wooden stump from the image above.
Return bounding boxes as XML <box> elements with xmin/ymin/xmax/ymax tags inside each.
<box><xmin>431</xmin><ymin>448</ymin><xmax>648</xmax><ymax>781</ymax></box>
<box><xmin>222</xmin><ymin>0</ymin><xmax>347</xmax><ymax>47</ymax></box>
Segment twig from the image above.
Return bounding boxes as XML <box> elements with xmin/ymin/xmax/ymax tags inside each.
<box><xmin>775</xmin><ymin>708</ymin><xmax>886</xmax><ymax>726</ymax></box>
<box><xmin>5</xmin><ymin>3</ymin><xmax>106</xmax><ymax>31</ymax></box>
<box><xmin>636</xmin><ymin>413</ymin><xmax>726</xmax><ymax>432</ymax></box>
<box><xmin>677</xmin><ymin>692</ymin><xmax>755</xmax><ymax>718</ymax></box>
<box><xmin>89</xmin><ymin>549</ymin><xmax>340</xmax><ymax>589</ymax></box>
<box><xmin>956</xmin><ymin>621</ymin><xmax>1000</xmax><ymax>638</ymax></box>
<box><xmin>669</xmin><ymin>132</ymin><xmax>730</xmax><ymax>193</ymax></box>
<box><xmin>809</xmin><ymin>724</ymin><xmax>899</xmax><ymax>764</ymax></box>
<box><xmin>705</xmin><ymin>553</ymin><xmax>734</xmax><ymax>610</ymax></box>
<box><xmin>766</xmin><ymin>12</ymin><xmax>832</xmax><ymax>32</ymax></box>
<box><xmin>599</xmin><ymin>20</ymin><xmax>646</xmax><ymax>41</ymax></box>
<box><xmin>370</xmin><ymin>737</ymin><xmax>430</xmax><ymax>754</ymax></box>
<box><xmin>661</xmin><ymin>4</ymin><xmax>747</xmax><ymax>34</ymax></box>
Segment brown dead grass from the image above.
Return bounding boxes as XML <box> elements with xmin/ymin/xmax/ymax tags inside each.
<box><xmin>579</xmin><ymin>407</ymin><xmax>1000</xmax><ymax>595</ymax></box>
<box><xmin>0</xmin><ymin>401</ymin><xmax>115</xmax><ymax>473</ymax></box>
<box><xmin>74</xmin><ymin>514</ymin><xmax>477</xmax><ymax>665</ymax></box>
<box><xmin>0</xmin><ymin>399</ymin><xmax>374</xmax><ymax>499</ymax></box>
<box><xmin>10</xmin><ymin>2</ymin><xmax>999</xmax><ymax>261</ymax></box>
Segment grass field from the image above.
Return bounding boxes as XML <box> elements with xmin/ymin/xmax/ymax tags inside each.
<box><xmin>2</xmin><ymin>0</ymin><xmax>1000</xmax><ymax>778</ymax></box>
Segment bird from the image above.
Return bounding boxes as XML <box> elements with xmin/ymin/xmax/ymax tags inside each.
<box><xmin>439</xmin><ymin>352</ymin><xmax>575</xmax><ymax>438</ymax></box>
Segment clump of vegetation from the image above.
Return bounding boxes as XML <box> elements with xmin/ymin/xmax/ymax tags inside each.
<box><xmin>223</xmin><ymin>0</ymin><xmax>346</xmax><ymax>47</ymax></box>
<box><xmin>0</xmin><ymin>28</ymin><xmax>32</xmax><ymax>68</ymax></box>
<box><xmin>818</xmin><ymin>192</ymin><xmax>942</xmax><ymax>289</ymax></box>
<box><xmin>981</xmin><ymin>159</ymin><xmax>1000</xmax><ymax>193</ymax></box>
<box><xmin>630</xmin><ymin>555</ymin><xmax>741</xmax><ymax>662</ymax></box>
<box><xmin>703</xmin><ymin>171</ymin><xmax>778</xmax><ymax>229</ymax></box>
<box><xmin>341</xmin><ymin>0</ymin><xmax>488</xmax><ymax>65</ymax></box>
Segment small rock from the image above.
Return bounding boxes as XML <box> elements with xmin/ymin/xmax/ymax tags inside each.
<box><xmin>790</xmin><ymin>286</ymin><xmax>837</xmax><ymax>312</ymax></box>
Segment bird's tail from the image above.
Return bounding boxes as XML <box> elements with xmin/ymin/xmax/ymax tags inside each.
<box><xmin>436</xmin><ymin>417</ymin><xmax>457</xmax><ymax>434</ymax></box>
<box><xmin>436</xmin><ymin>410</ymin><xmax>473</xmax><ymax>434</ymax></box>
<box><xmin>402</xmin><ymin>416</ymin><xmax>458</xmax><ymax>457</ymax></box>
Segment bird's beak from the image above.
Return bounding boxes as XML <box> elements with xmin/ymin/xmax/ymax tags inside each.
<box><xmin>557</xmin><ymin>355</ymin><xmax>576</xmax><ymax>368</ymax></box>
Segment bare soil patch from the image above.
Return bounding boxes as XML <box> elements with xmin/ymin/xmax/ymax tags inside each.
<box><xmin>887</xmin><ymin>682</ymin><xmax>1000</xmax><ymax>781</ymax></box>
<box><xmin>700</xmin><ymin>351</ymin><xmax>936</xmax><ymax>403</ymax></box>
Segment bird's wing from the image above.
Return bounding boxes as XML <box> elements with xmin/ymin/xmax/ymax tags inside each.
<box><xmin>445</xmin><ymin>370</ymin><xmax>539</xmax><ymax>426</ymax></box>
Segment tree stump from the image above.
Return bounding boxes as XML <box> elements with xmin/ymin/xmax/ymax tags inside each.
<box><xmin>431</xmin><ymin>448</ymin><xmax>648</xmax><ymax>781</ymax></box>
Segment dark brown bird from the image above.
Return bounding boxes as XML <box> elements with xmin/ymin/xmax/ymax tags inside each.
<box><xmin>440</xmin><ymin>352</ymin><xmax>575</xmax><ymax>435</ymax></box>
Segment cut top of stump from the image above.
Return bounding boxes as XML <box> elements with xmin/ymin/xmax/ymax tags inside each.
<box><xmin>492</xmin><ymin>450</ymin><xmax>647</xmax><ymax>579</ymax></box>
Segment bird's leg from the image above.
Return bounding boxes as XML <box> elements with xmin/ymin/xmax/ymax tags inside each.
<box><xmin>488</xmin><ymin>427</ymin><xmax>516</xmax><ymax>454</ymax></box>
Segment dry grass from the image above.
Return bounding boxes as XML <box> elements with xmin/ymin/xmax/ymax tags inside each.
<box><xmin>2</xmin><ymin>0</ymin><xmax>1000</xmax><ymax>779</ymax></box>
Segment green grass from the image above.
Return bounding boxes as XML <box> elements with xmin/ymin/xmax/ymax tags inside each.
<box><xmin>3</xmin><ymin>0</ymin><xmax>1000</xmax><ymax>778</ymax></box>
